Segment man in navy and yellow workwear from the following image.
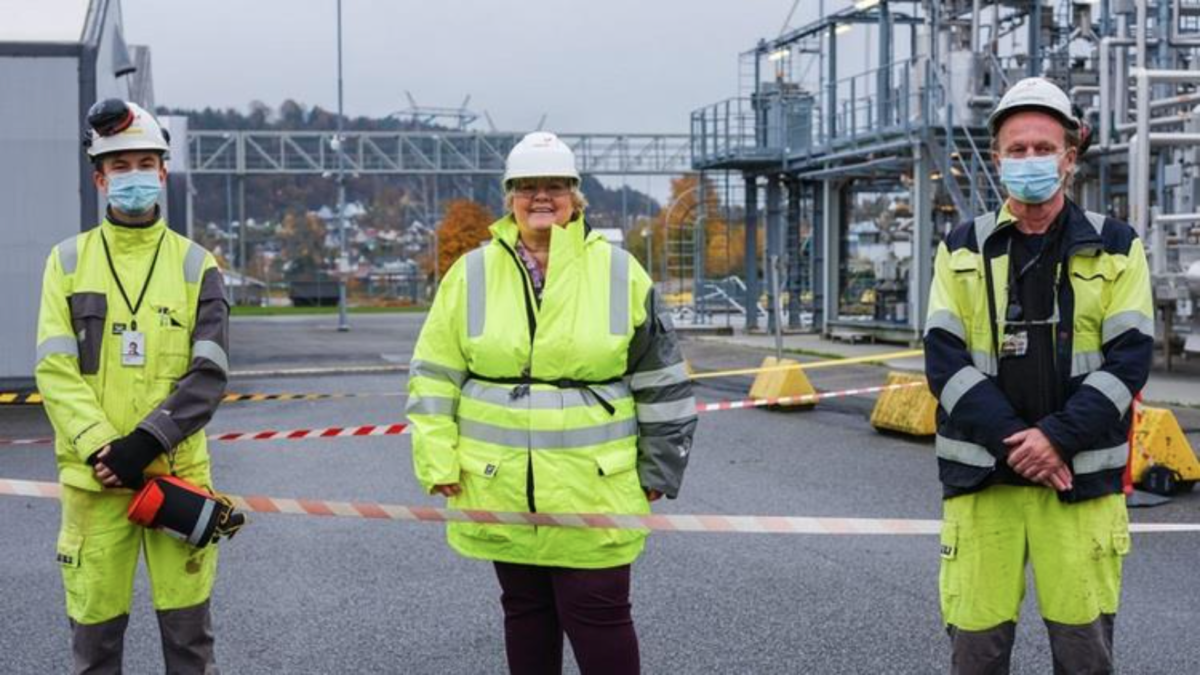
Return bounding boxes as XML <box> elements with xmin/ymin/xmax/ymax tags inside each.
<box><xmin>35</xmin><ymin>99</ymin><xmax>230</xmax><ymax>673</ymax></box>
<box><xmin>925</xmin><ymin>77</ymin><xmax>1154</xmax><ymax>674</ymax></box>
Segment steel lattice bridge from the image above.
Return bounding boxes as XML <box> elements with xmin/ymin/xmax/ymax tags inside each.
<box><xmin>187</xmin><ymin>131</ymin><xmax>692</xmax><ymax>176</ymax></box>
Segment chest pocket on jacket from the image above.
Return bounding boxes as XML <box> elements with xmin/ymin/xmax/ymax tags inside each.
<box><xmin>149</xmin><ymin>301</ymin><xmax>192</xmax><ymax>382</ymax></box>
<box><xmin>68</xmin><ymin>293</ymin><xmax>108</xmax><ymax>376</ymax></box>
<box><xmin>948</xmin><ymin>251</ymin><xmax>986</xmax><ymax>324</ymax></box>
<box><xmin>1070</xmin><ymin>255</ymin><xmax>1123</xmax><ymax>335</ymax></box>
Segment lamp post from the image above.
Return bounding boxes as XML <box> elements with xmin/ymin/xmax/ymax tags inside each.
<box><xmin>334</xmin><ymin>0</ymin><xmax>350</xmax><ymax>332</ymax></box>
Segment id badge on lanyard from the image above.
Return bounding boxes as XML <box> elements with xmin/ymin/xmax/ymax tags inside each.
<box><xmin>101</xmin><ymin>230</ymin><xmax>165</xmax><ymax>370</ymax></box>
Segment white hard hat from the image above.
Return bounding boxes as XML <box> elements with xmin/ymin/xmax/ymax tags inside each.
<box><xmin>503</xmin><ymin>132</ymin><xmax>580</xmax><ymax>188</ymax></box>
<box><xmin>987</xmin><ymin>77</ymin><xmax>1080</xmax><ymax>136</ymax></box>
<box><xmin>84</xmin><ymin>99</ymin><xmax>170</xmax><ymax>159</ymax></box>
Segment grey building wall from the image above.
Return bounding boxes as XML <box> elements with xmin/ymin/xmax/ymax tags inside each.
<box><xmin>0</xmin><ymin>57</ymin><xmax>83</xmax><ymax>384</ymax></box>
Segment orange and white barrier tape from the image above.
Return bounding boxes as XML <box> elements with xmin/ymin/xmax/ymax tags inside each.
<box><xmin>0</xmin><ymin>382</ymin><xmax>922</xmax><ymax>447</ymax></box>
<box><xmin>695</xmin><ymin>381</ymin><xmax>923</xmax><ymax>413</ymax></box>
<box><xmin>1</xmin><ymin>478</ymin><xmax>1197</xmax><ymax>535</ymax></box>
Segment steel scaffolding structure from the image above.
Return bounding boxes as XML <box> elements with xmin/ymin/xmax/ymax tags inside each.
<box><xmin>690</xmin><ymin>0</ymin><xmax>1200</xmax><ymax>351</ymax></box>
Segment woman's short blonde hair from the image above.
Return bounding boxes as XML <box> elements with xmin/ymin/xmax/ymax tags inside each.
<box><xmin>503</xmin><ymin>179</ymin><xmax>589</xmax><ymax>215</ymax></box>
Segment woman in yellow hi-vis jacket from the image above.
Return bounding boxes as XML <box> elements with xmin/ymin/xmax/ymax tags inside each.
<box><xmin>408</xmin><ymin>132</ymin><xmax>697</xmax><ymax>674</ymax></box>
<box><xmin>36</xmin><ymin>100</ymin><xmax>230</xmax><ymax>673</ymax></box>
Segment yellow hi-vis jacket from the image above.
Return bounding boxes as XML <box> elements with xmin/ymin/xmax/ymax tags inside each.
<box><xmin>35</xmin><ymin>218</ymin><xmax>230</xmax><ymax>491</ymax></box>
<box><xmin>408</xmin><ymin>215</ymin><xmax>697</xmax><ymax>569</ymax></box>
<box><xmin>924</xmin><ymin>200</ymin><xmax>1154</xmax><ymax>502</ymax></box>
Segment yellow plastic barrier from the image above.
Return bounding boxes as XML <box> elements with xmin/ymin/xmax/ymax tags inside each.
<box><xmin>747</xmin><ymin>357</ymin><xmax>816</xmax><ymax>407</ymax></box>
<box><xmin>1130</xmin><ymin>405</ymin><xmax>1200</xmax><ymax>483</ymax></box>
<box><xmin>870</xmin><ymin>371</ymin><xmax>938</xmax><ymax>436</ymax></box>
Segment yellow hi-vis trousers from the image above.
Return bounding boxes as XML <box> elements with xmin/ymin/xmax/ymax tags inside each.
<box><xmin>57</xmin><ymin>484</ymin><xmax>218</xmax><ymax>625</ymax></box>
<box><xmin>940</xmin><ymin>485</ymin><xmax>1130</xmax><ymax>631</ymax></box>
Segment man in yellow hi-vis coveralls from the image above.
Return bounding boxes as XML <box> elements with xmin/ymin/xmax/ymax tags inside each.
<box><xmin>35</xmin><ymin>99</ymin><xmax>230</xmax><ymax>673</ymax></box>
<box><xmin>925</xmin><ymin>77</ymin><xmax>1153</xmax><ymax>674</ymax></box>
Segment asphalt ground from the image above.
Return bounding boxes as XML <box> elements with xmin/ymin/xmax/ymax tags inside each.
<box><xmin>2</xmin><ymin>313</ymin><xmax>1199</xmax><ymax>673</ymax></box>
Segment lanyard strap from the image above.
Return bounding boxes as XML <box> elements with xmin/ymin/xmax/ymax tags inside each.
<box><xmin>100</xmin><ymin>229</ymin><xmax>166</xmax><ymax>331</ymax></box>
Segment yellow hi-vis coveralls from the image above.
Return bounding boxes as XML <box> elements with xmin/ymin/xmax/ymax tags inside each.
<box><xmin>35</xmin><ymin>216</ymin><xmax>229</xmax><ymax>669</ymax></box>
<box><xmin>924</xmin><ymin>201</ymin><xmax>1153</xmax><ymax>673</ymax></box>
<box><xmin>408</xmin><ymin>215</ymin><xmax>697</xmax><ymax>569</ymax></box>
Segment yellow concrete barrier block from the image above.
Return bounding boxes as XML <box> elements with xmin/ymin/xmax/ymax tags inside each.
<box><xmin>1130</xmin><ymin>405</ymin><xmax>1200</xmax><ymax>482</ymax></box>
<box><xmin>870</xmin><ymin>371</ymin><xmax>937</xmax><ymax>437</ymax></box>
<box><xmin>748</xmin><ymin>357</ymin><xmax>816</xmax><ymax>407</ymax></box>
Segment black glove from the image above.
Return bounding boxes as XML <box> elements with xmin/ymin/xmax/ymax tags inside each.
<box><xmin>95</xmin><ymin>430</ymin><xmax>164</xmax><ymax>489</ymax></box>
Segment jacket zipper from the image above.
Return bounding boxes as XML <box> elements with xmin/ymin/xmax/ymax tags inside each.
<box><xmin>497</xmin><ymin>239</ymin><xmax>540</xmax><ymax>514</ymax></box>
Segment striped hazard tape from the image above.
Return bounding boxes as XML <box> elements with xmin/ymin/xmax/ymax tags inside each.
<box><xmin>0</xmin><ymin>382</ymin><xmax>922</xmax><ymax>447</ymax></box>
<box><xmin>0</xmin><ymin>393</ymin><xmax>42</xmax><ymax>405</ymax></box>
<box><xmin>2</xmin><ymin>478</ymin><xmax>1198</xmax><ymax>535</ymax></box>
<box><xmin>221</xmin><ymin>392</ymin><xmax>405</xmax><ymax>403</ymax></box>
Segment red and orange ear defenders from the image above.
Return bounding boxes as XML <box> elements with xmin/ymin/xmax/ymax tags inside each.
<box><xmin>128</xmin><ymin>476</ymin><xmax>246</xmax><ymax>548</ymax></box>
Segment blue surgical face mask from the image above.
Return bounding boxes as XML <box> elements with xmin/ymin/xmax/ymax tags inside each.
<box><xmin>106</xmin><ymin>169</ymin><xmax>162</xmax><ymax>215</ymax></box>
<box><xmin>999</xmin><ymin>154</ymin><xmax>1064</xmax><ymax>204</ymax></box>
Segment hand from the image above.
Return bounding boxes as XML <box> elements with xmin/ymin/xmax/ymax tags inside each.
<box><xmin>433</xmin><ymin>483</ymin><xmax>461</xmax><ymax>497</ymax></box>
<box><xmin>91</xmin><ymin>446</ymin><xmax>123</xmax><ymax>488</ymax></box>
<box><xmin>1004</xmin><ymin>428</ymin><xmax>1073</xmax><ymax>492</ymax></box>
<box><xmin>644</xmin><ymin>488</ymin><xmax>663</xmax><ymax>502</ymax></box>
<box><xmin>93</xmin><ymin>430</ymin><xmax>163</xmax><ymax>490</ymax></box>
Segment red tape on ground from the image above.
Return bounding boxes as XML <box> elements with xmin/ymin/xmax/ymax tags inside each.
<box><xmin>0</xmin><ymin>382</ymin><xmax>922</xmax><ymax>447</ymax></box>
<box><xmin>1</xmin><ymin>478</ymin><xmax>1196</xmax><ymax>535</ymax></box>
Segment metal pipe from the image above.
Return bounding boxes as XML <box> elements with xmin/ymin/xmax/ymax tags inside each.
<box><xmin>1115</xmin><ymin>114</ymin><xmax>1191</xmax><ymax>133</ymax></box>
<box><xmin>971</xmin><ymin>0</ymin><xmax>981</xmax><ymax>56</ymax></box>
<box><xmin>1134</xmin><ymin>0</ymin><xmax>1149</xmax><ymax>237</ymax></box>
<box><xmin>335</xmin><ymin>0</ymin><xmax>350</xmax><ymax>332</ymax></box>
<box><xmin>1154</xmin><ymin>212</ymin><xmax>1200</xmax><ymax>224</ymax></box>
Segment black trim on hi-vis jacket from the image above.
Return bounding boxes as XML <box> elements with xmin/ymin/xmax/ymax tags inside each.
<box><xmin>929</xmin><ymin>200</ymin><xmax>1152</xmax><ymax>503</ymax></box>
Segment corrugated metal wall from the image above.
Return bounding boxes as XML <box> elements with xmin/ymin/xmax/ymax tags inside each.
<box><xmin>0</xmin><ymin>57</ymin><xmax>81</xmax><ymax>383</ymax></box>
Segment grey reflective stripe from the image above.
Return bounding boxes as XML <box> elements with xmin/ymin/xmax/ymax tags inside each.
<box><xmin>1071</xmin><ymin>351</ymin><xmax>1103</xmax><ymax>377</ymax></box>
<box><xmin>636</xmin><ymin>397</ymin><xmax>698</xmax><ymax>423</ymax></box>
<box><xmin>1102</xmin><ymin>311</ymin><xmax>1154</xmax><ymax>343</ymax></box>
<box><xmin>183</xmin><ymin>243</ymin><xmax>206</xmax><ymax>283</ymax></box>
<box><xmin>406</xmin><ymin>395</ymin><xmax>458</xmax><ymax>416</ymax></box>
<box><xmin>973</xmin><ymin>213</ymin><xmax>998</xmax><ymax>247</ymax></box>
<box><xmin>58</xmin><ymin>235</ymin><xmax>80</xmax><ymax>275</ymax></box>
<box><xmin>465</xmin><ymin>248</ymin><xmax>486</xmax><ymax>338</ymax></box>
<box><xmin>1072</xmin><ymin>444</ymin><xmax>1128</xmax><ymax>474</ymax></box>
<box><xmin>970</xmin><ymin>350</ymin><xmax>997</xmax><ymax>376</ymax></box>
<box><xmin>940</xmin><ymin>366</ymin><xmax>986</xmax><ymax>415</ymax></box>
<box><xmin>925</xmin><ymin>309</ymin><xmax>966</xmax><ymax>341</ymax></box>
<box><xmin>630</xmin><ymin>362</ymin><xmax>690</xmax><ymax>390</ymax></box>
<box><xmin>37</xmin><ymin>335</ymin><xmax>79</xmax><ymax>362</ymax></box>
<box><xmin>191</xmin><ymin>340</ymin><xmax>229</xmax><ymax>374</ymax></box>
<box><xmin>1085</xmin><ymin>211</ymin><xmax>1107</xmax><ymax>235</ymax></box>
<box><xmin>458</xmin><ymin>417</ymin><xmax>638</xmax><ymax>450</ymax></box>
<box><xmin>462</xmin><ymin>379</ymin><xmax>632</xmax><ymax>410</ymax></box>
<box><xmin>609</xmin><ymin>248</ymin><xmax>629</xmax><ymax>335</ymax></box>
<box><xmin>1083</xmin><ymin>371</ymin><xmax>1132</xmax><ymax>416</ymax></box>
<box><xmin>188</xmin><ymin>498</ymin><xmax>216</xmax><ymax>546</ymax></box>
<box><xmin>410</xmin><ymin>359</ymin><xmax>467</xmax><ymax>387</ymax></box>
<box><xmin>935</xmin><ymin>435</ymin><xmax>997</xmax><ymax>468</ymax></box>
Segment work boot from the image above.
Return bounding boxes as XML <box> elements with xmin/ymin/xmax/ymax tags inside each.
<box><xmin>1045</xmin><ymin>615</ymin><xmax>1115</xmax><ymax>675</ymax></box>
<box><xmin>948</xmin><ymin>621</ymin><xmax>1016</xmax><ymax>675</ymax></box>
<box><xmin>71</xmin><ymin>614</ymin><xmax>129</xmax><ymax>675</ymax></box>
<box><xmin>156</xmin><ymin>600</ymin><xmax>219</xmax><ymax>674</ymax></box>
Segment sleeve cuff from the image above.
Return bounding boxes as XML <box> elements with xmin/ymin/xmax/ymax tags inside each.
<box><xmin>71</xmin><ymin>421</ymin><xmax>122</xmax><ymax>461</ymax></box>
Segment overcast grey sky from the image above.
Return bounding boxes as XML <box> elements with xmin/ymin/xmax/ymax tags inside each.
<box><xmin>122</xmin><ymin>0</ymin><xmax>863</xmax><ymax>133</ymax></box>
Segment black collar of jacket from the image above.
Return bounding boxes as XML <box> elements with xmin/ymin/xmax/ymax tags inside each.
<box><xmin>987</xmin><ymin>199</ymin><xmax>1103</xmax><ymax>261</ymax></box>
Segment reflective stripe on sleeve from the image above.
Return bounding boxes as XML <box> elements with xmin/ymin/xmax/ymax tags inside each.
<box><xmin>405</xmin><ymin>395</ymin><xmax>458</xmax><ymax>416</ymax></box>
<box><xmin>192</xmin><ymin>340</ymin><xmax>229</xmax><ymax>374</ymax></box>
<box><xmin>1071</xmin><ymin>351</ymin><xmax>1103</xmax><ymax>377</ymax></box>
<box><xmin>1072</xmin><ymin>444</ymin><xmax>1129</xmax><ymax>475</ymax></box>
<box><xmin>925</xmin><ymin>310</ymin><xmax>966</xmax><ymax>341</ymax></box>
<box><xmin>36</xmin><ymin>335</ymin><xmax>79</xmax><ymax>363</ymax></box>
<box><xmin>58</xmin><ymin>235</ymin><xmax>80</xmax><ymax>275</ymax></box>
<box><xmin>410</xmin><ymin>360</ymin><xmax>467</xmax><ymax>388</ymax></box>
<box><xmin>970</xmin><ymin>350</ymin><xmax>997</xmax><ymax>377</ymax></box>
<box><xmin>635</xmin><ymin>397</ymin><xmax>698</xmax><ymax>424</ymax></box>
<box><xmin>935</xmin><ymin>435</ymin><xmax>997</xmax><ymax>468</ymax></box>
<box><xmin>940</xmin><ymin>366</ymin><xmax>986</xmax><ymax>416</ymax></box>
<box><xmin>1102</xmin><ymin>311</ymin><xmax>1154</xmax><ymax>344</ymax></box>
<box><xmin>1082</xmin><ymin>370</ymin><xmax>1133</xmax><ymax>416</ymax></box>
<box><xmin>629</xmin><ymin>362</ymin><xmax>689</xmax><ymax>391</ymax></box>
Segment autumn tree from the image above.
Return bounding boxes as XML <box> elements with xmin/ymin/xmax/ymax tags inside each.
<box><xmin>278</xmin><ymin>211</ymin><xmax>328</xmax><ymax>280</ymax></box>
<box><xmin>435</xmin><ymin>200</ymin><xmax>494</xmax><ymax>278</ymax></box>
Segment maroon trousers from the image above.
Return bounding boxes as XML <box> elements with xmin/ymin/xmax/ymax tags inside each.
<box><xmin>493</xmin><ymin>562</ymin><xmax>640</xmax><ymax>675</ymax></box>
